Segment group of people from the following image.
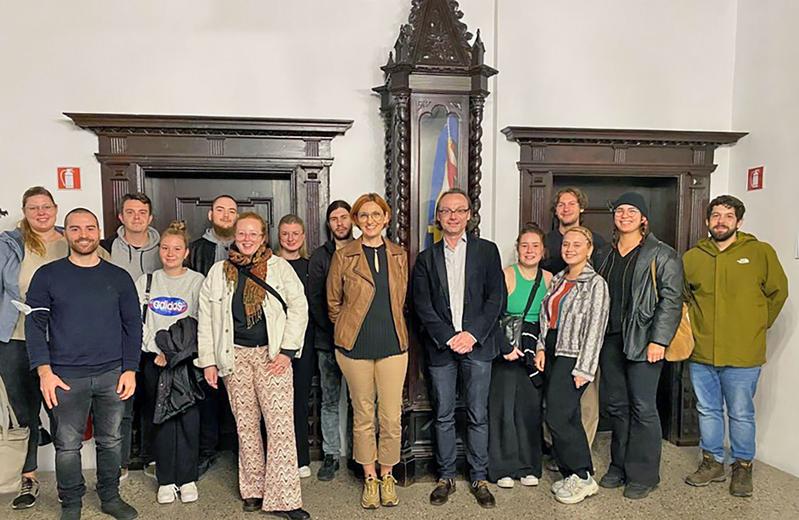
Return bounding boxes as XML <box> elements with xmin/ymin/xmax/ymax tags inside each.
<box><xmin>0</xmin><ymin>184</ymin><xmax>787</xmax><ymax>520</ymax></box>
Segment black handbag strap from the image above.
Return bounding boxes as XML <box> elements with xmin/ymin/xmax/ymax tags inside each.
<box><xmin>141</xmin><ymin>272</ymin><xmax>153</xmax><ymax>324</ymax></box>
<box><xmin>519</xmin><ymin>267</ymin><xmax>544</xmax><ymax>323</ymax></box>
<box><xmin>239</xmin><ymin>267</ymin><xmax>288</xmax><ymax>314</ymax></box>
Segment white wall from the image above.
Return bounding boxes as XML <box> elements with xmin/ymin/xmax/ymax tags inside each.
<box><xmin>728</xmin><ymin>0</ymin><xmax>799</xmax><ymax>477</ymax></box>
<box><xmin>491</xmin><ymin>0</ymin><xmax>738</xmax><ymax>261</ymax></box>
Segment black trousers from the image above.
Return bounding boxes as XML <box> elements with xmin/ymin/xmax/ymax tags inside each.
<box><xmin>599</xmin><ymin>333</ymin><xmax>663</xmax><ymax>487</ymax></box>
<box><xmin>198</xmin><ymin>376</ymin><xmax>236</xmax><ymax>458</ymax></box>
<box><xmin>142</xmin><ymin>354</ymin><xmax>200</xmax><ymax>486</ymax></box>
<box><xmin>0</xmin><ymin>339</ymin><xmax>41</xmax><ymax>473</ymax></box>
<box><xmin>292</xmin><ymin>342</ymin><xmax>316</xmax><ymax>468</ymax></box>
<box><xmin>543</xmin><ymin>330</ymin><xmax>592</xmax><ymax>479</ymax></box>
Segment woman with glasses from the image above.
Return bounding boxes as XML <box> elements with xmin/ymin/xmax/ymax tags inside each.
<box><xmin>326</xmin><ymin>193</ymin><xmax>409</xmax><ymax>510</ymax></box>
<box><xmin>197</xmin><ymin>212</ymin><xmax>311</xmax><ymax>519</ymax></box>
<box><xmin>594</xmin><ymin>193</ymin><xmax>683</xmax><ymax>500</ymax></box>
<box><xmin>0</xmin><ymin>187</ymin><xmax>63</xmax><ymax>510</ymax></box>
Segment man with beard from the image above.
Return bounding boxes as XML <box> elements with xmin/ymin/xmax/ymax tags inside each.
<box><xmin>188</xmin><ymin>194</ymin><xmax>238</xmax><ymax>475</ymax></box>
<box><xmin>189</xmin><ymin>194</ymin><xmax>238</xmax><ymax>276</ymax></box>
<box><xmin>541</xmin><ymin>187</ymin><xmax>606</xmax><ymax>454</ymax></box>
<box><xmin>25</xmin><ymin>209</ymin><xmax>141</xmax><ymax>520</ymax></box>
<box><xmin>683</xmin><ymin>195</ymin><xmax>788</xmax><ymax>498</ymax></box>
<box><xmin>307</xmin><ymin>200</ymin><xmax>353</xmax><ymax>481</ymax></box>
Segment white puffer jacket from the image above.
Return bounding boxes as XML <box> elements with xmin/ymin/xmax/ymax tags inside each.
<box><xmin>196</xmin><ymin>255</ymin><xmax>308</xmax><ymax>378</ymax></box>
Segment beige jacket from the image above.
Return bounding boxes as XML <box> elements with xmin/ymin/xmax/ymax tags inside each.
<box><xmin>196</xmin><ymin>255</ymin><xmax>308</xmax><ymax>378</ymax></box>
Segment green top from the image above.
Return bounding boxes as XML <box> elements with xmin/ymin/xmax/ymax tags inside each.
<box><xmin>506</xmin><ymin>264</ymin><xmax>547</xmax><ymax>324</ymax></box>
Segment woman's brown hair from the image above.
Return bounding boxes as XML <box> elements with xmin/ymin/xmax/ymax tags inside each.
<box><xmin>161</xmin><ymin>220</ymin><xmax>191</xmax><ymax>248</ymax></box>
<box><xmin>19</xmin><ymin>186</ymin><xmax>57</xmax><ymax>257</ymax></box>
<box><xmin>350</xmin><ymin>193</ymin><xmax>391</xmax><ymax>230</ymax></box>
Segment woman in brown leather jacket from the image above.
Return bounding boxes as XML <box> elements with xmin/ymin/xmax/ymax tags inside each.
<box><xmin>326</xmin><ymin>193</ymin><xmax>408</xmax><ymax>510</ymax></box>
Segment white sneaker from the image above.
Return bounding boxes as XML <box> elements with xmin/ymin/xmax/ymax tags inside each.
<box><xmin>554</xmin><ymin>474</ymin><xmax>599</xmax><ymax>504</ymax></box>
<box><xmin>551</xmin><ymin>478</ymin><xmax>566</xmax><ymax>494</ymax></box>
<box><xmin>179</xmin><ymin>482</ymin><xmax>199</xmax><ymax>503</ymax></box>
<box><xmin>119</xmin><ymin>468</ymin><xmax>129</xmax><ymax>482</ymax></box>
<box><xmin>521</xmin><ymin>475</ymin><xmax>539</xmax><ymax>486</ymax></box>
<box><xmin>497</xmin><ymin>477</ymin><xmax>514</xmax><ymax>488</ymax></box>
<box><xmin>298</xmin><ymin>466</ymin><xmax>312</xmax><ymax>479</ymax></box>
<box><xmin>144</xmin><ymin>462</ymin><xmax>157</xmax><ymax>480</ymax></box>
<box><xmin>157</xmin><ymin>484</ymin><xmax>178</xmax><ymax>504</ymax></box>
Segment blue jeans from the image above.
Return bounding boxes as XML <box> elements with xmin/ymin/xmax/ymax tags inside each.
<box><xmin>689</xmin><ymin>362</ymin><xmax>761</xmax><ymax>462</ymax></box>
<box><xmin>51</xmin><ymin>369</ymin><xmax>126</xmax><ymax>508</ymax></box>
<box><xmin>429</xmin><ymin>358</ymin><xmax>492</xmax><ymax>481</ymax></box>
<box><xmin>317</xmin><ymin>350</ymin><xmax>342</xmax><ymax>457</ymax></box>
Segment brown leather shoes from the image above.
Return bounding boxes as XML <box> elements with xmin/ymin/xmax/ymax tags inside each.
<box><xmin>429</xmin><ymin>478</ymin><xmax>456</xmax><ymax>506</ymax></box>
<box><xmin>470</xmin><ymin>480</ymin><xmax>496</xmax><ymax>509</ymax></box>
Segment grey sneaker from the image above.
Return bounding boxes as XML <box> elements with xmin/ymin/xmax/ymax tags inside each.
<box><xmin>729</xmin><ymin>460</ymin><xmax>753</xmax><ymax>497</ymax></box>
<box><xmin>11</xmin><ymin>476</ymin><xmax>40</xmax><ymax>510</ymax></box>
<box><xmin>60</xmin><ymin>506</ymin><xmax>81</xmax><ymax>520</ymax></box>
<box><xmin>685</xmin><ymin>451</ymin><xmax>726</xmax><ymax>487</ymax></box>
<box><xmin>554</xmin><ymin>474</ymin><xmax>599</xmax><ymax>504</ymax></box>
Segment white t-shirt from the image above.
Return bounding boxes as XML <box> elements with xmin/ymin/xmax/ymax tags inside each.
<box><xmin>135</xmin><ymin>268</ymin><xmax>204</xmax><ymax>354</ymax></box>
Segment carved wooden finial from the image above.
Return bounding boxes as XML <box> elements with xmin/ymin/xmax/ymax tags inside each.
<box><xmin>471</xmin><ymin>28</ymin><xmax>485</xmax><ymax>66</ymax></box>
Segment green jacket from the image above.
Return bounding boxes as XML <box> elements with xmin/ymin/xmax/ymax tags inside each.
<box><xmin>683</xmin><ymin>232</ymin><xmax>788</xmax><ymax>367</ymax></box>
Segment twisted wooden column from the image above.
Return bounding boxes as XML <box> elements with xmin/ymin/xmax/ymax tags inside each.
<box><xmin>395</xmin><ymin>93</ymin><xmax>411</xmax><ymax>248</ymax></box>
<box><xmin>381</xmin><ymin>106</ymin><xmax>395</xmax><ymax>240</ymax></box>
<box><xmin>468</xmin><ymin>95</ymin><xmax>485</xmax><ymax>237</ymax></box>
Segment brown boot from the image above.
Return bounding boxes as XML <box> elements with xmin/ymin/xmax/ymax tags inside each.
<box><xmin>729</xmin><ymin>460</ymin><xmax>753</xmax><ymax>497</ymax></box>
<box><xmin>685</xmin><ymin>451</ymin><xmax>726</xmax><ymax>486</ymax></box>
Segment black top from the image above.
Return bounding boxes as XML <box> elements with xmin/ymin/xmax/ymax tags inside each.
<box><xmin>342</xmin><ymin>244</ymin><xmax>401</xmax><ymax>360</ymax></box>
<box><xmin>287</xmin><ymin>257</ymin><xmax>314</xmax><ymax>351</ymax></box>
<box><xmin>542</xmin><ymin>228</ymin><xmax>607</xmax><ymax>275</ymax></box>
<box><xmin>232</xmin><ymin>265</ymin><xmax>269</xmax><ymax>347</ymax></box>
<box><xmin>604</xmin><ymin>246</ymin><xmax>641</xmax><ymax>334</ymax></box>
<box><xmin>307</xmin><ymin>241</ymin><xmax>337</xmax><ymax>351</ymax></box>
<box><xmin>24</xmin><ymin>258</ymin><xmax>142</xmax><ymax>378</ymax></box>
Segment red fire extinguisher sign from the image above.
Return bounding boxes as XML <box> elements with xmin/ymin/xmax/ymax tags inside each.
<box><xmin>57</xmin><ymin>167</ymin><xmax>82</xmax><ymax>190</ymax></box>
<box><xmin>747</xmin><ymin>166</ymin><xmax>764</xmax><ymax>191</ymax></box>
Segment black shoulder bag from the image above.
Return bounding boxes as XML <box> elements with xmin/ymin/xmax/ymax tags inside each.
<box><xmin>141</xmin><ymin>273</ymin><xmax>153</xmax><ymax>324</ymax></box>
<box><xmin>238</xmin><ymin>268</ymin><xmax>288</xmax><ymax>314</ymax></box>
<box><xmin>499</xmin><ymin>268</ymin><xmax>543</xmax><ymax>350</ymax></box>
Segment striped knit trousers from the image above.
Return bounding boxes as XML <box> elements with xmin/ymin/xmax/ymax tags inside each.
<box><xmin>224</xmin><ymin>346</ymin><xmax>302</xmax><ymax>512</ymax></box>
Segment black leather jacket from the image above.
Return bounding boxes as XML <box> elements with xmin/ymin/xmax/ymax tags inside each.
<box><xmin>595</xmin><ymin>233</ymin><xmax>683</xmax><ymax>361</ymax></box>
<box><xmin>153</xmin><ymin>317</ymin><xmax>204</xmax><ymax>424</ymax></box>
<box><xmin>307</xmin><ymin>240</ymin><xmax>336</xmax><ymax>351</ymax></box>
<box><xmin>188</xmin><ymin>237</ymin><xmax>217</xmax><ymax>277</ymax></box>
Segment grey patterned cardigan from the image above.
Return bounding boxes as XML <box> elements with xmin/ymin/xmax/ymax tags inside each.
<box><xmin>536</xmin><ymin>263</ymin><xmax>610</xmax><ymax>382</ymax></box>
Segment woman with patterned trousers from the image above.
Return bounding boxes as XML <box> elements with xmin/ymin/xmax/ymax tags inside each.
<box><xmin>326</xmin><ymin>193</ymin><xmax>409</xmax><ymax>510</ymax></box>
<box><xmin>197</xmin><ymin>212</ymin><xmax>310</xmax><ymax>520</ymax></box>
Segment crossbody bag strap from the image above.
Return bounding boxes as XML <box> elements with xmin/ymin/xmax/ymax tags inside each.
<box><xmin>520</xmin><ymin>267</ymin><xmax>544</xmax><ymax>321</ymax></box>
<box><xmin>239</xmin><ymin>268</ymin><xmax>288</xmax><ymax>314</ymax></box>
<box><xmin>141</xmin><ymin>272</ymin><xmax>153</xmax><ymax>324</ymax></box>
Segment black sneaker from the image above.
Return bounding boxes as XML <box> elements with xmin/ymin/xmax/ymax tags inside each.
<box><xmin>100</xmin><ymin>497</ymin><xmax>138</xmax><ymax>520</ymax></box>
<box><xmin>599</xmin><ymin>469</ymin><xmax>626</xmax><ymax>489</ymax></box>
<box><xmin>266</xmin><ymin>509</ymin><xmax>311</xmax><ymax>519</ymax></box>
<box><xmin>11</xmin><ymin>476</ymin><xmax>40</xmax><ymax>510</ymax></box>
<box><xmin>243</xmin><ymin>498</ymin><xmax>263</xmax><ymax>512</ymax></box>
<box><xmin>470</xmin><ymin>480</ymin><xmax>496</xmax><ymax>509</ymax></box>
<box><xmin>317</xmin><ymin>455</ymin><xmax>339</xmax><ymax>481</ymax></box>
<box><xmin>60</xmin><ymin>506</ymin><xmax>81</xmax><ymax>520</ymax></box>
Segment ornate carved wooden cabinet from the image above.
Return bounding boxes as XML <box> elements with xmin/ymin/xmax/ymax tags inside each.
<box><xmin>374</xmin><ymin>0</ymin><xmax>496</xmax><ymax>483</ymax></box>
<box><xmin>502</xmin><ymin>127</ymin><xmax>746</xmax><ymax>445</ymax></box>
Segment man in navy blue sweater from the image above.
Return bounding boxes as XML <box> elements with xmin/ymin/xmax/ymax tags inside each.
<box><xmin>25</xmin><ymin>208</ymin><xmax>141</xmax><ymax>520</ymax></box>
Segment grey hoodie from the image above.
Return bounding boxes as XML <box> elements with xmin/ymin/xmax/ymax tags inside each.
<box><xmin>106</xmin><ymin>225</ymin><xmax>162</xmax><ymax>280</ymax></box>
<box><xmin>202</xmin><ymin>228</ymin><xmax>234</xmax><ymax>263</ymax></box>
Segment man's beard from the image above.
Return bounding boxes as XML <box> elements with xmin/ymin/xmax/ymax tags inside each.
<box><xmin>213</xmin><ymin>223</ymin><xmax>235</xmax><ymax>239</ymax></box>
<box><xmin>68</xmin><ymin>239</ymin><xmax>99</xmax><ymax>256</ymax></box>
<box><xmin>710</xmin><ymin>226</ymin><xmax>736</xmax><ymax>242</ymax></box>
<box><xmin>331</xmin><ymin>226</ymin><xmax>353</xmax><ymax>241</ymax></box>
<box><xmin>559</xmin><ymin>214</ymin><xmax>579</xmax><ymax>227</ymax></box>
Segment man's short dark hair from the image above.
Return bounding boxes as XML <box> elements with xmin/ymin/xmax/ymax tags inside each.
<box><xmin>707</xmin><ymin>195</ymin><xmax>745</xmax><ymax>221</ymax></box>
<box><xmin>212</xmin><ymin>194</ymin><xmax>238</xmax><ymax>207</ymax></box>
<box><xmin>118</xmin><ymin>192</ymin><xmax>152</xmax><ymax>214</ymax></box>
<box><xmin>64</xmin><ymin>207</ymin><xmax>99</xmax><ymax>227</ymax></box>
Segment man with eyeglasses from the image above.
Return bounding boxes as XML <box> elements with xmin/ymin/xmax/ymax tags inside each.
<box><xmin>188</xmin><ymin>194</ymin><xmax>239</xmax><ymax>476</ymax></box>
<box><xmin>413</xmin><ymin>188</ymin><xmax>505</xmax><ymax>509</ymax></box>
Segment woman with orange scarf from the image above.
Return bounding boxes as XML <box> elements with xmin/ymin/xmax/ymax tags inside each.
<box><xmin>197</xmin><ymin>212</ymin><xmax>310</xmax><ymax>520</ymax></box>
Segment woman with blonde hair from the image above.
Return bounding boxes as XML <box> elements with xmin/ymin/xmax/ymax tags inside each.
<box><xmin>136</xmin><ymin>221</ymin><xmax>205</xmax><ymax>505</ymax></box>
<box><xmin>0</xmin><ymin>186</ymin><xmax>65</xmax><ymax>510</ymax></box>
<box><xmin>535</xmin><ymin>226</ymin><xmax>609</xmax><ymax>505</ymax></box>
<box><xmin>327</xmin><ymin>193</ymin><xmax>409</xmax><ymax>509</ymax></box>
<box><xmin>276</xmin><ymin>213</ymin><xmax>314</xmax><ymax>478</ymax></box>
<box><xmin>197</xmin><ymin>212</ymin><xmax>310</xmax><ymax>519</ymax></box>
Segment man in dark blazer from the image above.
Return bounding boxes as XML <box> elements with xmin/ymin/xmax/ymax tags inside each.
<box><xmin>412</xmin><ymin>188</ymin><xmax>505</xmax><ymax>509</ymax></box>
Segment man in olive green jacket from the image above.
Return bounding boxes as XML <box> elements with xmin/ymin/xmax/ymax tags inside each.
<box><xmin>682</xmin><ymin>195</ymin><xmax>788</xmax><ymax>498</ymax></box>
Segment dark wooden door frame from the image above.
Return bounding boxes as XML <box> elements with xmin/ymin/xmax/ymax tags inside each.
<box><xmin>64</xmin><ymin>113</ymin><xmax>353</xmax><ymax>252</ymax></box>
<box><xmin>502</xmin><ymin>126</ymin><xmax>747</xmax><ymax>445</ymax></box>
